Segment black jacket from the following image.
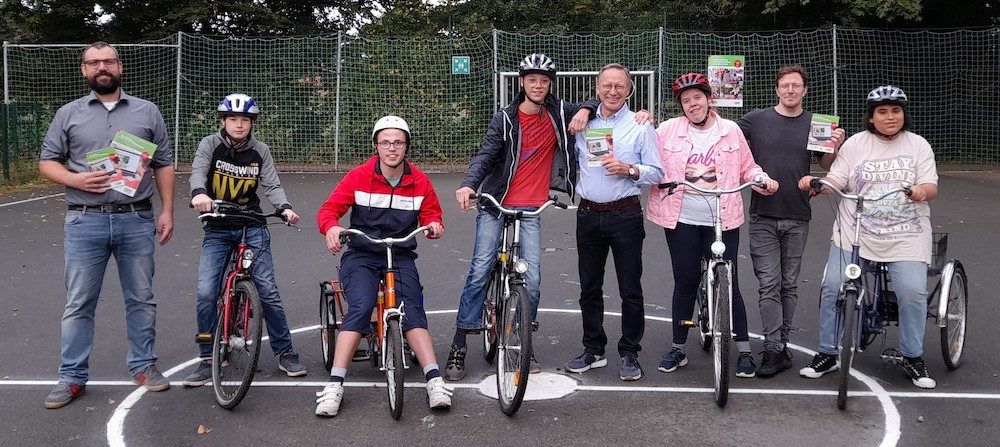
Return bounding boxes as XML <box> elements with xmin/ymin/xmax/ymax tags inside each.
<box><xmin>461</xmin><ymin>92</ymin><xmax>597</xmax><ymax>202</ymax></box>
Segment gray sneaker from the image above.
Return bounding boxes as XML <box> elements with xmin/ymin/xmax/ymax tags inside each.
<box><xmin>182</xmin><ymin>360</ymin><xmax>212</xmax><ymax>387</ymax></box>
<box><xmin>133</xmin><ymin>365</ymin><xmax>170</xmax><ymax>392</ymax></box>
<box><xmin>278</xmin><ymin>350</ymin><xmax>307</xmax><ymax>377</ymax></box>
<box><xmin>529</xmin><ymin>355</ymin><xmax>541</xmax><ymax>374</ymax></box>
<box><xmin>565</xmin><ymin>352</ymin><xmax>608</xmax><ymax>373</ymax></box>
<box><xmin>44</xmin><ymin>382</ymin><xmax>85</xmax><ymax>409</ymax></box>
<box><xmin>619</xmin><ymin>354</ymin><xmax>642</xmax><ymax>381</ymax></box>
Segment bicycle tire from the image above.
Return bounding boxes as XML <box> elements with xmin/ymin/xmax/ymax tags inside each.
<box><xmin>837</xmin><ymin>288</ymin><xmax>858</xmax><ymax>410</ymax></box>
<box><xmin>385</xmin><ymin>318</ymin><xmax>405</xmax><ymax>420</ymax></box>
<box><xmin>696</xmin><ymin>277</ymin><xmax>712</xmax><ymax>352</ymax></box>
<box><xmin>212</xmin><ymin>280</ymin><xmax>263</xmax><ymax>410</ymax></box>
<box><xmin>482</xmin><ymin>262</ymin><xmax>501</xmax><ymax>362</ymax></box>
<box><xmin>319</xmin><ymin>282</ymin><xmax>337</xmax><ymax>371</ymax></box>
<box><xmin>940</xmin><ymin>263</ymin><xmax>968</xmax><ymax>370</ymax></box>
<box><xmin>712</xmin><ymin>263</ymin><xmax>731</xmax><ymax>408</ymax></box>
<box><xmin>496</xmin><ymin>283</ymin><xmax>532</xmax><ymax>416</ymax></box>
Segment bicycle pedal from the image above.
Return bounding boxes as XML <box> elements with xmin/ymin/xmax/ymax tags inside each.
<box><xmin>531</xmin><ymin>321</ymin><xmax>540</xmax><ymax>332</ymax></box>
<box><xmin>195</xmin><ymin>333</ymin><xmax>213</xmax><ymax>344</ymax></box>
<box><xmin>880</xmin><ymin>348</ymin><xmax>903</xmax><ymax>365</ymax></box>
<box><xmin>679</xmin><ymin>320</ymin><xmax>696</xmax><ymax>328</ymax></box>
<box><xmin>352</xmin><ymin>349</ymin><xmax>371</xmax><ymax>362</ymax></box>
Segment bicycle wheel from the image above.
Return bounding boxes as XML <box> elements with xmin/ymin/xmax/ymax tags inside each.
<box><xmin>712</xmin><ymin>264</ymin><xmax>731</xmax><ymax>408</ymax></box>
<box><xmin>940</xmin><ymin>263</ymin><xmax>968</xmax><ymax>370</ymax></box>
<box><xmin>837</xmin><ymin>289</ymin><xmax>859</xmax><ymax>410</ymax></box>
<box><xmin>482</xmin><ymin>262</ymin><xmax>501</xmax><ymax>362</ymax></box>
<box><xmin>384</xmin><ymin>318</ymin><xmax>405</xmax><ymax>420</ymax></box>
<box><xmin>496</xmin><ymin>283</ymin><xmax>532</xmax><ymax>416</ymax></box>
<box><xmin>696</xmin><ymin>277</ymin><xmax>712</xmax><ymax>352</ymax></box>
<box><xmin>212</xmin><ymin>280</ymin><xmax>263</xmax><ymax>410</ymax></box>
<box><xmin>319</xmin><ymin>282</ymin><xmax>337</xmax><ymax>371</ymax></box>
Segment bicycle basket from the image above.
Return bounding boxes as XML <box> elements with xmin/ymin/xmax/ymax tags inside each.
<box><xmin>931</xmin><ymin>233</ymin><xmax>948</xmax><ymax>271</ymax></box>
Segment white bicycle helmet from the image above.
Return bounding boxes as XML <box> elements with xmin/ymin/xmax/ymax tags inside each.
<box><xmin>867</xmin><ymin>85</ymin><xmax>908</xmax><ymax>109</ymax></box>
<box><xmin>518</xmin><ymin>53</ymin><xmax>557</xmax><ymax>80</ymax></box>
<box><xmin>371</xmin><ymin>115</ymin><xmax>411</xmax><ymax>144</ymax></box>
<box><xmin>217</xmin><ymin>93</ymin><xmax>260</xmax><ymax>118</ymax></box>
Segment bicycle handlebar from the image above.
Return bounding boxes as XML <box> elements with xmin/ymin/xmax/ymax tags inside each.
<box><xmin>338</xmin><ymin>225</ymin><xmax>432</xmax><ymax>246</ymax></box>
<box><xmin>657</xmin><ymin>174</ymin><xmax>767</xmax><ymax>195</ymax></box>
<box><xmin>470</xmin><ymin>193</ymin><xmax>568</xmax><ymax>215</ymax></box>
<box><xmin>194</xmin><ymin>200</ymin><xmax>290</xmax><ymax>225</ymax></box>
<box><xmin>810</xmin><ymin>178</ymin><xmax>911</xmax><ymax>202</ymax></box>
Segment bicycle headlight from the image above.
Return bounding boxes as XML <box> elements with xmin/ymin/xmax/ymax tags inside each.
<box><xmin>845</xmin><ymin>263</ymin><xmax>862</xmax><ymax>280</ymax></box>
<box><xmin>241</xmin><ymin>249</ymin><xmax>254</xmax><ymax>269</ymax></box>
<box><xmin>711</xmin><ymin>241</ymin><xmax>726</xmax><ymax>257</ymax></box>
<box><xmin>514</xmin><ymin>259</ymin><xmax>529</xmax><ymax>274</ymax></box>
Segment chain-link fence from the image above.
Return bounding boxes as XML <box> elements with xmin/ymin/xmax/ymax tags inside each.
<box><xmin>3</xmin><ymin>27</ymin><xmax>998</xmax><ymax>183</ymax></box>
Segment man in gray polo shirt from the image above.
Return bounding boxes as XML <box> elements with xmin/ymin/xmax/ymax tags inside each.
<box><xmin>38</xmin><ymin>41</ymin><xmax>176</xmax><ymax>409</ymax></box>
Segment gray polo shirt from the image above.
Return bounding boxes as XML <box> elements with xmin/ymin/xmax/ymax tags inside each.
<box><xmin>40</xmin><ymin>91</ymin><xmax>172</xmax><ymax>206</ymax></box>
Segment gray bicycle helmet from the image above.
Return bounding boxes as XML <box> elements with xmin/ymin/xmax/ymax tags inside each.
<box><xmin>866</xmin><ymin>85</ymin><xmax>908</xmax><ymax>109</ymax></box>
<box><xmin>518</xmin><ymin>53</ymin><xmax>557</xmax><ymax>80</ymax></box>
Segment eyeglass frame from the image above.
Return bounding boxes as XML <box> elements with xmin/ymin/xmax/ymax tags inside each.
<box><xmin>82</xmin><ymin>58</ymin><xmax>121</xmax><ymax>69</ymax></box>
<box><xmin>375</xmin><ymin>140</ymin><xmax>407</xmax><ymax>150</ymax></box>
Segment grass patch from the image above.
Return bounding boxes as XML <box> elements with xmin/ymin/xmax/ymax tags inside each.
<box><xmin>0</xmin><ymin>158</ymin><xmax>53</xmax><ymax>195</ymax></box>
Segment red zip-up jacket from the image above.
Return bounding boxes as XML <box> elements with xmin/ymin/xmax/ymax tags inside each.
<box><xmin>317</xmin><ymin>155</ymin><xmax>443</xmax><ymax>259</ymax></box>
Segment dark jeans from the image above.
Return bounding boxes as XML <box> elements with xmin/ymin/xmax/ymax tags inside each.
<box><xmin>748</xmin><ymin>215</ymin><xmax>809</xmax><ymax>351</ymax></box>
<box><xmin>664</xmin><ymin>223</ymin><xmax>749</xmax><ymax>345</ymax></box>
<box><xmin>577</xmin><ymin>203</ymin><xmax>645</xmax><ymax>356</ymax></box>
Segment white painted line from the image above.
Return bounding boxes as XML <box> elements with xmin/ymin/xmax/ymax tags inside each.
<box><xmin>0</xmin><ymin>192</ymin><xmax>64</xmax><ymax>207</ymax></box>
<box><xmin>106</xmin><ymin>308</ymin><xmax>901</xmax><ymax>447</ymax></box>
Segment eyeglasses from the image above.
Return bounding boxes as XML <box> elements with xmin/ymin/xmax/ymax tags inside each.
<box><xmin>777</xmin><ymin>83</ymin><xmax>804</xmax><ymax>91</ymax></box>
<box><xmin>376</xmin><ymin>140</ymin><xmax>407</xmax><ymax>149</ymax></box>
<box><xmin>82</xmin><ymin>58</ymin><xmax>120</xmax><ymax>68</ymax></box>
<box><xmin>599</xmin><ymin>83</ymin><xmax>628</xmax><ymax>93</ymax></box>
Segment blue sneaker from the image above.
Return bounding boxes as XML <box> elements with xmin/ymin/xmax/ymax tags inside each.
<box><xmin>619</xmin><ymin>354</ymin><xmax>642</xmax><ymax>381</ymax></box>
<box><xmin>736</xmin><ymin>352</ymin><xmax>757</xmax><ymax>378</ymax></box>
<box><xmin>657</xmin><ymin>348</ymin><xmax>688</xmax><ymax>373</ymax></box>
<box><xmin>565</xmin><ymin>352</ymin><xmax>607</xmax><ymax>373</ymax></box>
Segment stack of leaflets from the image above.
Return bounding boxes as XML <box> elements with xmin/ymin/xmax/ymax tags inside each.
<box><xmin>707</xmin><ymin>55</ymin><xmax>745</xmax><ymax>107</ymax></box>
<box><xmin>84</xmin><ymin>130</ymin><xmax>156</xmax><ymax>197</ymax></box>
<box><xmin>585</xmin><ymin>128</ymin><xmax>613</xmax><ymax>167</ymax></box>
<box><xmin>807</xmin><ymin>114</ymin><xmax>840</xmax><ymax>153</ymax></box>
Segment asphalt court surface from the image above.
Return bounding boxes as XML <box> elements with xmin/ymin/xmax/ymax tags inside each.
<box><xmin>1</xmin><ymin>171</ymin><xmax>999</xmax><ymax>446</ymax></box>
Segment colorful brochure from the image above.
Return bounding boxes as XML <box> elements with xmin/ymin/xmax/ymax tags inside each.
<box><xmin>707</xmin><ymin>55</ymin><xmax>745</xmax><ymax>107</ymax></box>
<box><xmin>84</xmin><ymin>130</ymin><xmax>156</xmax><ymax>197</ymax></box>
<box><xmin>807</xmin><ymin>114</ymin><xmax>840</xmax><ymax>153</ymax></box>
<box><xmin>585</xmin><ymin>128</ymin><xmax>613</xmax><ymax>168</ymax></box>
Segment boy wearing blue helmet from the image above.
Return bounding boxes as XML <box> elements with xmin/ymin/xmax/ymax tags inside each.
<box><xmin>182</xmin><ymin>93</ymin><xmax>306</xmax><ymax>386</ymax></box>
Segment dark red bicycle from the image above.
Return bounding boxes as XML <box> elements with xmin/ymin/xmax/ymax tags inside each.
<box><xmin>196</xmin><ymin>200</ymin><xmax>290</xmax><ymax>409</ymax></box>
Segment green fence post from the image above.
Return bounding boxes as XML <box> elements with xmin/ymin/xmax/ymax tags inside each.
<box><xmin>1</xmin><ymin>103</ymin><xmax>9</xmax><ymax>182</ymax></box>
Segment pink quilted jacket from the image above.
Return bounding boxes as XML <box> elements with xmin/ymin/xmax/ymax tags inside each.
<box><xmin>646</xmin><ymin>111</ymin><xmax>767</xmax><ymax>231</ymax></box>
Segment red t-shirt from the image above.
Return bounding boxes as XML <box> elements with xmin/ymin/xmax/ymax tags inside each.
<box><xmin>503</xmin><ymin>108</ymin><xmax>557</xmax><ymax>207</ymax></box>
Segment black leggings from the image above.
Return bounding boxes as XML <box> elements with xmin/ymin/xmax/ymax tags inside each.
<box><xmin>664</xmin><ymin>223</ymin><xmax>749</xmax><ymax>345</ymax></box>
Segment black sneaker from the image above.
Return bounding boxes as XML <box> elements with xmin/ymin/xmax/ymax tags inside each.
<box><xmin>757</xmin><ymin>349</ymin><xmax>793</xmax><ymax>378</ymax></box>
<box><xmin>182</xmin><ymin>359</ymin><xmax>212</xmax><ymax>387</ymax></box>
<box><xmin>278</xmin><ymin>350</ymin><xmax>307</xmax><ymax>377</ymax></box>
<box><xmin>736</xmin><ymin>352</ymin><xmax>757</xmax><ymax>378</ymax></box>
<box><xmin>799</xmin><ymin>353</ymin><xmax>838</xmax><ymax>379</ymax></box>
<box><xmin>444</xmin><ymin>345</ymin><xmax>467</xmax><ymax>381</ymax></box>
<box><xmin>901</xmin><ymin>356</ymin><xmax>936</xmax><ymax>389</ymax></box>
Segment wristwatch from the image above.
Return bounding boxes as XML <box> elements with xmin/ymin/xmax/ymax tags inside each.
<box><xmin>627</xmin><ymin>165</ymin><xmax>637</xmax><ymax>179</ymax></box>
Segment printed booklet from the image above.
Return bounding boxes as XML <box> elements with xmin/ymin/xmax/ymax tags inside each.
<box><xmin>807</xmin><ymin>114</ymin><xmax>839</xmax><ymax>153</ymax></box>
<box><xmin>585</xmin><ymin>128</ymin><xmax>613</xmax><ymax>167</ymax></box>
<box><xmin>84</xmin><ymin>130</ymin><xmax>156</xmax><ymax>196</ymax></box>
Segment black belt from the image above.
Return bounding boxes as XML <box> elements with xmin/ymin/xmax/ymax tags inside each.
<box><xmin>579</xmin><ymin>195</ymin><xmax>640</xmax><ymax>212</ymax></box>
<box><xmin>68</xmin><ymin>199</ymin><xmax>152</xmax><ymax>213</ymax></box>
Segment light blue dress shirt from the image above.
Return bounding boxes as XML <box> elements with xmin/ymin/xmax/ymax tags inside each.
<box><xmin>574</xmin><ymin>104</ymin><xmax>663</xmax><ymax>203</ymax></box>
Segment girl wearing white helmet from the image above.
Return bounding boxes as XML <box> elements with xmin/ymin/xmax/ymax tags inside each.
<box><xmin>184</xmin><ymin>93</ymin><xmax>307</xmax><ymax>386</ymax></box>
<box><xmin>797</xmin><ymin>85</ymin><xmax>940</xmax><ymax>389</ymax></box>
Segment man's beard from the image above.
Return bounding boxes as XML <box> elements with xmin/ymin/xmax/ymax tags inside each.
<box><xmin>87</xmin><ymin>72</ymin><xmax>121</xmax><ymax>95</ymax></box>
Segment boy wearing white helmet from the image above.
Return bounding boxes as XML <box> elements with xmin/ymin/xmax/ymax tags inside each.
<box><xmin>183</xmin><ymin>93</ymin><xmax>306</xmax><ymax>386</ymax></box>
<box><xmin>314</xmin><ymin>115</ymin><xmax>451</xmax><ymax>417</ymax></box>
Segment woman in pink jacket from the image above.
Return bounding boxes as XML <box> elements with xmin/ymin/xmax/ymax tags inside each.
<box><xmin>647</xmin><ymin>72</ymin><xmax>778</xmax><ymax>378</ymax></box>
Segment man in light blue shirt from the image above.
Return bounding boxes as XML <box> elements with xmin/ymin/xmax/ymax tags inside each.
<box><xmin>564</xmin><ymin>63</ymin><xmax>663</xmax><ymax>381</ymax></box>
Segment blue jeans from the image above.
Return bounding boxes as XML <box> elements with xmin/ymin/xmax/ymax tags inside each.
<box><xmin>455</xmin><ymin>207</ymin><xmax>541</xmax><ymax>330</ymax></box>
<box><xmin>196</xmin><ymin>227</ymin><xmax>293</xmax><ymax>359</ymax></box>
<box><xmin>816</xmin><ymin>245</ymin><xmax>929</xmax><ymax>357</ymax></box>
<box><xmin>59</xmin><ymin>210</ymin><xmax>158</xmax><ymax>385</ymax></box>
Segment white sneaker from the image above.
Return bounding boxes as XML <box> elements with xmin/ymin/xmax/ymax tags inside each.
<box><xmin>426</xmin><ymin>377</ymin><xmax>453</xmax><ymax>409</ymax></box>
<box><xmin>315</xmin><ymin>383</ymin><xmax>345</xmax><ymax>417</ymax></box>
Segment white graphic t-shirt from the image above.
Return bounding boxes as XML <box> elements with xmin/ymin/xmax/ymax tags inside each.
<box><xmin>679</xmin><ymin>123</ymin><xmax>720</xmax><ymax>226</ymax></box>
<box><xmin>826</xmin><ymin>131</ymin><xmax>938</xmax><ymax>264</ymax></box>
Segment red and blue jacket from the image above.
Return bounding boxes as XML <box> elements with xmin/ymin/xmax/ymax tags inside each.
<box><xmin>317</xmin><ymin>155</ymin><xmax>443</xmax><ymax>259</ymax></box>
